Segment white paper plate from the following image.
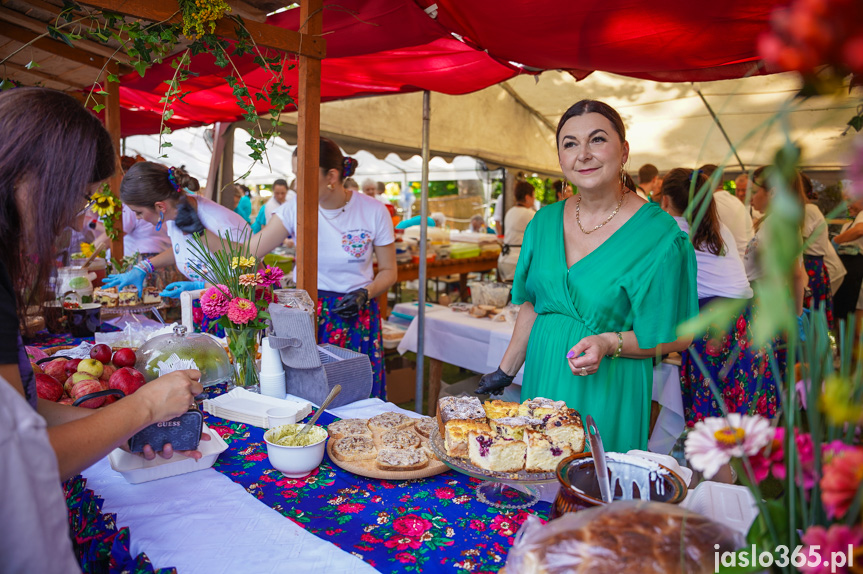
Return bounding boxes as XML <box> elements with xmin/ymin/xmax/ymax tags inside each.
<box><xmin>108</xmin><ymin>425</ymin><xmax>228</xmax><ymax>484</ymax></box>
<box><xmin>203</xmin><ymin>388</ymin><xmax>312</xmax><ymax>428</ymax></box>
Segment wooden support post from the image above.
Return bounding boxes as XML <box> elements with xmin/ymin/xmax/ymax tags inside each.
<box><xmin>296</xmin><ymin>0</ymin><xmax>322</xmax><ymax>305</ymax></box>
<box><xmin>104</xmin><ymin>60</ymin><xmax>123</xmax><ymax>260</ymax></box>
<box><xmin>428</xmin><ymin>359</ymin><xmax>443</xmax><ymax>417</ymax></box>
<box><xmin>216</xmin><ymin>124</ymin><xmax>235</xmax><ymax>208</ymax></box>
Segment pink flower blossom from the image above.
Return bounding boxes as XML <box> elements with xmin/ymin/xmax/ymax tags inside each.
<box><xmin>227</xmin><ymin>297</ymin><xmax>257</xmax><ymax>324</ymax></box>
<box><xmin>394</xmin><ymin>552</ymin><xmax>416</xmax><ymax>564</ymax></box>
<box><xmin>393</xmin><ymin>515</ymin><xmax>432</xmax><ymax>538</ymax></box>
<box><xmin>245</xmin><ymin>453</ymin><xmax>267</xmax><ymax>461</ymax></box>
<box><xmin>800</xmin><ymin>524</ymin><xmax>863</xmax><ymax>574</ymax></box>
<box><xmin>821</xmin><ymin>447</ymin><xmax>863</xmax><ymax>519</ymax></box>
<box><xmin>200</xmin><ymin>284</ymin><xmax>230</xmax><ymax>318</ymax></box>
<box><xmin>435</xmin><ymin>487</ymin><xmax>455</xmax><ymax>499</ymax></box>
<box><xmin>239</xmin><ymin>273</ymin><xmax>261</xmax><ymax>287</ymax></box>
<box><xmin>337</xmin><ymin>503</ymin><xmax>365</xmax><ymax>513</ymax></box>
<box><xmin>259</xmin><ymin>265</ymin><xmax>284</xmax><ymax>287</ymax></box>
<box><xmin>469</xmin><ymin>520</ymin><xmax>486</xmax><ymax>532</ymax></box>
<box><xmin>384</xmin><ymin>535</ymin><xmax>421</xmax><ymax>551</ymax></box>
<box><xmin>748</xmin><ymin>427</ymin><xmax>816</xmax><ymax>488</ymax></box>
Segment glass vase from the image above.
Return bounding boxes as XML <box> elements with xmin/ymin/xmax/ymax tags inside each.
<box><xmin>226</xmin><ymin>327</ymin><xmax>260</xmax><ymax>393</ymax></box>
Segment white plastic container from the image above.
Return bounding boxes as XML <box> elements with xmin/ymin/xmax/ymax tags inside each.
<box><xmin>681</xmin><ymin>481</ymin><xmax>758</xmax><ymax>535</ymax></box>
<box><xmin>108</xmin><ymin>425</ymin><xmax>228</xmax><ymax>484</ymax></box>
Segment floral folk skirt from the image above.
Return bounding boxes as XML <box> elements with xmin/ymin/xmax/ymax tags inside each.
<box><xmin>680</xmin><ymin>297</ymin><xmax>780</xmax><ymax>426</ymax></box>
<box><xmin>317</xmin><ymin>291</ymin><xmax>385</xmax><ymax>400</ymax></box>
<box><xmin>803</xmin><ymin>254</ymin><xmax>834</xmax><ymax>329</ymax></box>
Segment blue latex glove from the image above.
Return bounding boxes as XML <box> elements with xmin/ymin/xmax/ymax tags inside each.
<box><xmin>102</xmin><ymin>267</ymin><xmax>146</xmax><ymax>297</ymax></box>
<box><xmin>160</xmin><ymin>280</ymin><xmax>205</xmax><ymax>298</ymax></box>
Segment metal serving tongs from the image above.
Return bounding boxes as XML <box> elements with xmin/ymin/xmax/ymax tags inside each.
<box><xmin>586</xmin><ymin>415</ymin><xmax>613</xmax><ymax>503</ymax></box>
<box><xmin>296</xmin><ymin>385</ymin><xmax>342</xmax><ymax>439</ymax></box>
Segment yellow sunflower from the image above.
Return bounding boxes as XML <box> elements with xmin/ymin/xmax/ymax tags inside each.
<box><xmin>80</xmin><ymin>242</ymin><xmax>94</xmax><ymax>258</ymax></box>
<box><xmin>92</xmin><ymin>194</ymin><xmax>116</xmax><ymax>217</ymax></box>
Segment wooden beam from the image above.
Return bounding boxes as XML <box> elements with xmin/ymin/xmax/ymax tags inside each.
<box><xmin>226</xmin><ymin>0</ymin><xmax>267</xmax><ymax>23</ymax></box>
<box><xmin>2</xmin><ymin>22</ymin><xmax>107</xmax><ymax>68</ymax></box>
<box><xmin>0</xmin><ymin>59</ymin><xmax>89</xmax><ymax>89</ymax></box>
<box><xmin>13</xmin><ymin>0</ymin><xmax>62</xmax><ymax>18</ymax></box>
<box><xmin>77</xmin><ymin>0</ymin><xmax>326</xmax><ymax>59</ymax></box>
<box><xmin>104</xmin><ymin>60</ymin><xmax>124</xmax><ymax>260</ymax></box>
<box><xmin>0</xmin><ymin>6</ymin><xmax>132</xmax><ymax>63</ymax></box>
<box><xmin>296</xmin><ymin>0</ymin><xmax>322</xmax><ymax>305</ymax></box>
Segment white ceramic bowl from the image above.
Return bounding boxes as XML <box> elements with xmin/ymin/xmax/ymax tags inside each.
<box><xmin>263</xmin><ymin>424</ymin><xmax>328</xmax><ymax>478</ymax></box>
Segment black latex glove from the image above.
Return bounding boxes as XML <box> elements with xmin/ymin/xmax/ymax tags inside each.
<box><xmin>476</xmin><ymin>367</ymin><xmax>515</xmax><ymax>396</ymax></box>
<box><xmin>331</xmin><ymin>288</ymin><xmax>369</xmax><ymax>321</ymax></box>
<box><xmin>175</xmin><ymin>201</ymin><xmax>206</xmax><ymax>234</ymax></box>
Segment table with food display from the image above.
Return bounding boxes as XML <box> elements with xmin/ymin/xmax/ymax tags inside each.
<box><xmin>28</xmin><ymin>300</ymin><xmax>756</xmax><ymax>573</ymax></box>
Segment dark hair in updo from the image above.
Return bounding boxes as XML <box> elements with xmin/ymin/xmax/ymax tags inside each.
<box><xmin>556</xmin><ymin>100</ymin><xmax>626</xmax><ymax>149</ymax></box>
<box><xmin>320</xmin><ymin>137</ymin><xmax>357</xmax><ymax>181</ymax></box>
<box><xmin>121</xmin><ymin>162</ymin><xmax>204</xmax><ymax>233</ymax></box>
<box><xmin>661</xmin><ymin>168</ymin><xmax>724</xmax><ymax>256</ymax></box>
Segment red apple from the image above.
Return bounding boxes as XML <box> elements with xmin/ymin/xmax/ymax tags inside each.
<box><xmin>90</xmin><ymin>344</ymin><xmax>112</xmax><ymax>364</ymax></box>
<box><xmin>112</xmin><ymin>347</ymin><xmax>137</xmax><ymax>369</ymax></box>
<box><xmin>35</xmin><ymin>374</ymin><xmax>63</xmax><ymax>402</ymax></box>
<box><xmin>30</xmin><ymin>362</ymin><xmax>43</xmax><ymax>376</ymax></box>
<box><xmin>58</xmin><ymin>397</ymin><xmax>74</xmax><ymax>406</ymax></box>
<box><xmin>42</xmin><ymin>359</ymin><xmax>68</xmax><ymax>380</ymax></box>
<box><xmin>71</xmin><ymin>378</ymin><xmax>106</xmax><ymax>408</ymax></box>
<box><xmin>63</xmin><ymin>375</ymin><xmax>77</xmax><ymax>396</ymax></box>
<box><xmin>77</xmin><ymin>358</ymin><xmax>104</xmax><ymax>379</ymax></box>
<box><xmin>64</xmin><ymin>359</ymin><xmax>82</xmax><ymax>378</ymax></box>
<box><xmin>100</xmin><ymin>364</ymin><xmax>116</xmax><ymax>383</ymax></box>
<box><xmin>108</xmin><ymin>367</ymin><xmax>147</xmax><ymax>397</ymax></box>
<box><xmin>103</xmin><ymin>394</ymin><xmax>118</xmax><ymax>405</ymax></box>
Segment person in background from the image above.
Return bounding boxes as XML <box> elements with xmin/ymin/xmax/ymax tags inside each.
<box><xmin>0</xmin><ymin>87</ymin><xmax>206</xmax><ymax>572</ymax></box>
<box><xmin>233</xmin><ymin>184</ymin><xmax>252</xmax><ymax>224</ymax></box>
<box><xmin>637</xmin><ymin>163</ymin><xmax>661</xmax><ymax>202</ymax></box>
<box><xmin>832</xmin><ymin>195</ymin><xmax>863</xmax><ymax>325</ymax></box>
<box><xmin>249</xmin><ymin>138</ymin><xmax>397</xmax><ymax>398</ymax></box>
<box><xmin>700</xmin><ymin>164</ymin><xmax>754</xmax><ymax>260</ymax></box>
<box><xmin>375</xmin><ymin>181</ymin><xmax>391</xmax><ymax>204</ymax></box>
<box><xmin>492</xmin><ymin>192</ymin><xmax>505</xmax><ymax>235</ymax></box>
<box><xmin>497</xmin><ymin>181</ymin><xmax>536</xmax><ymax>281</ymax></box>
<box><xmin>362</xmin><ymin>178</ymin><xmax>378</xmax><ymax>198</ymax></box>
<box><xmin>553</xmin><ymin>178</ymin><xmax>573</xmax><ymax>202</ymax></box>
<box><xmin>478</xmin><ymin>100</ymin><xmax>697</xmax><ymax>452</ymax></box>
<box><xmin>251</xmin><ymin>178</ymin><xmax>290</xmax><ymax>234</ymax></box>
<box><xmin>469</xmin><ymin>214</ymin><xmax>495</xmax><ymax>234</ymax></box>
<box><xmin>343</xmin><ymin>177</ymin><xmax>359</xmax><ymax>193</ymax></box>
<box><xmin>800</xmin><ymin>172</ymin><xmax>844</xmax><ymax>328</ymax></box>
<box><xmin>104</xmin><ymin>163</ymin><xmax>249</xmax><ymax>299</ymax></box>
<box><xmin>657</xmin><ymin>168</ymin><xmax>776</xmax><ymax>424</ymax></box>
<box><xmin>430</xmin><ymin>212</ymin><xmax>447</xmax><ymax>228</ymax></box>
<box><xmin>735</xmin><ymin>173</ymin><xmax>749</xmax><ymax>203</ymax></box>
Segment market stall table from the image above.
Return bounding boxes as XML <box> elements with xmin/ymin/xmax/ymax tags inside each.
<box><xmin>395</xmin><ymin>304</ymin><xmax>686</xmax><ymax>452</ymax></box>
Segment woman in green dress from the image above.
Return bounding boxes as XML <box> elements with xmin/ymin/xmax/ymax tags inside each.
<box><xmin>477</xmin><ymin>100</ymin><xmax>698</xmax><ymax>452</ymax></box>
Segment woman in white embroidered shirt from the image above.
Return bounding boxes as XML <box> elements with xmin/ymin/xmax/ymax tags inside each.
<box><xmin>251</xmin><ymin>138</ymin><xmax>397</xmax><ymax>398</ymax></box>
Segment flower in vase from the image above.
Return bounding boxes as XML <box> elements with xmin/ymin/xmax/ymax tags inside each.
<box><xmin>770</xmin><ymin>429</ymin><xmax>816</xmax><ymax>489</ymax></box>
<box><xmin>231</xmin><ymin>255</ymin><xmax>256</xmax><ymax>269</ymax></box>
<box><xmin>239</xmin><ymin>273</ymin><xmax>261</xmax><ymax>287</ymax></box>
<box><xmin>800</xmin><ymin>524</ymin><xmax>863</xmax><ymax>574</ymax></box>
<box><xmin>227</xmin><ymin>297</ymin><xmax>258</xmax><ymax>325</ymax></box>
<box><xmin>684</xmin><ymin>414</ymin><xmax>773</xmax><ymax>480</ymax></box>
<box><xmin>259</xmin><ymin>265</ymin><xmax>284</xmax><ymax>287</ymax></box>
<box><xmin>821</xmin><ymin>447</ymin><xmax>863</xmax><ymax>519</ymax></box>
<box><xmin>748</xmin><ymin>427</ymin><xmax>785</xmax><ymax>483</ymax></box>
<box><xmin>820</xmin><ymin>376</ymin><xmax>863</xmax><ymax>426</ymax></box>
<box><xmin>255</xmin><ymin>288</ymin><xmax>274</xmax><ymax>304</ymax></box>
<box><xmin>200</xmin><ymin>284</ymin><xmax>231</xmax><ymax>318</ymax></box>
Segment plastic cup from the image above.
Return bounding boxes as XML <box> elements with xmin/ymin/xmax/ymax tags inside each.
<box><xmin>260</xmin><ymin>337</ymin><xmax>284</xmax><ymax>376</ymax></box>
<box><xmin>259</xmin><ymin>372</ymin><xmax>286</xmax><ymax>399</ymax></box>
<box><xmin>267</xmin><ymin>406</ymin><xmax>298</xmax><ymax>428</ymax></box>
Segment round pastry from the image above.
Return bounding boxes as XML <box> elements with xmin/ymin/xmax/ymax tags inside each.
<box><xmin>368</xmin><ymin>411</ymin><xmax>412</xmax><ymax>433</ymax></box>
<box><xmin>327</xmin><ymin>419</ymin><xmax>372</xmax><ymax>439</ymax></box>
<box><xmin>381</xmin><ymin>429</ymin><xmax>420</xmax><ymax>450</ymax></box>
<box><xmin>413</xmin><ymin>417</ymin><xmax>437</xmax><ymax>439</ymax></box>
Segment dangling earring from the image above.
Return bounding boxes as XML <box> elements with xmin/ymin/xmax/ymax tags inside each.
<box><xmin>619</xmin><ymin>164</ymin><xmax>626</xmax><ymax>190</ymax></box>
<box><xmin>155</xmin><ymin>211</ymin><xmax>164</xmax><ymax>232</ymax></box>
<box><xmin>327</xmin><ymin>184</ymin><xmax>333</xmax><ymax>190</ymax></box>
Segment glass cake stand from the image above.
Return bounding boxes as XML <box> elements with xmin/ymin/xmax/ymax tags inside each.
<box><xmin>430</xmin><ymin>429</ymin><xmax>556</xmax><ymax>510</ymax></box>
<box><xmin>100</xmin><ymin>302</ymin><xmax>167</xmax><ymax>323</ymax></box>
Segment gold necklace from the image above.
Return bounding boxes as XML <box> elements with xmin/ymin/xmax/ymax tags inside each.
<box><xmin>575</xmin><ymin>189</ymin><xmax>627</xmax><ymax>234</ymax></box>
<box><xmin>319</xmin><ymin>189</ymin><xmax>350</xmax><ymax>220</ymax></box>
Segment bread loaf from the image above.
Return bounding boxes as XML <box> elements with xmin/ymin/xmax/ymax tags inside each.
<box><xmin>368</xmin><ymin>411</ymin><xmax>412</xmax><ymax>433</ymax></box>
<box><xmin>327</xmin><ymin>419</ymin><xmax>372</xmax><ymax>440</ymax></box>
<box><xmin>331</xmin><ymin>436</ymin><xmax>376</xmax><ymax>462</ymax></box>
<box><xmin>381</xmin><ymin>429</ymin><xmax>420</xmax><ymax>450</ymax></box>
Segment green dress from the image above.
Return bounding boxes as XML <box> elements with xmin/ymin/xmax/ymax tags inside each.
<box><xmin>512</xmin><ymin>201</ymin><xmax>697</xmax><ymax>453</ymax></box>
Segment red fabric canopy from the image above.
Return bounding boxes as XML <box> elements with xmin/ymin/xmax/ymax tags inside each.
<box><xmin>111</xmin><ymin>0</ymin><xmax>789</xmax><ymax>136</ymax></box>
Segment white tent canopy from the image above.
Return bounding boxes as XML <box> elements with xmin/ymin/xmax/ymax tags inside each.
<box><xmin>275</xmin><ymin>70</ymin><xmax>859</xmax><ymax>175</ymax></box>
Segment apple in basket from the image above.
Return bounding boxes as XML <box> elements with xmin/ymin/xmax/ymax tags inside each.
<box><xmin>89</xmin><ymin>344</ymin><xmax>112</xmax><ymax>365</ymax></box>
<box><xmin>30</xmin><ymin>362</ymin><xmax>43</xmax><ymax>376</ymax></box>
<box><xmin>64</xmin><ymin>359</ymin><xmax>82</xmax><ymax>378</ymax></box>
<box><xmin>111</xmin><ymin>348</ymin><xmax>136</xmax><ymax>369</ymax></box>
<box><xmin>42</xmin><ymin>359</ymin><xmax>67</xmax><ymax>380</ymax></box>
<box><xmin>35</xmin><ymin>374</ymin><xmax>63</xmax><ymax>402</ymax></box>
<box><xmin>77</xmin><ymin>358</ymin><xmax>104</xmax><ymax>379</ymax></box>
<box><xmin>72</xmin><ymin>379</ymin><xmax>106</xmax><ymax>408</ymax></box>
<box><xmin>108</xmin><ymin>367</ymin><xmax>146</xmax><ymax>396</ymax></box>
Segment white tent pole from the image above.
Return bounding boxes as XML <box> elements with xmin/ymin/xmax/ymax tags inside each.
<box><xmin>416</xmin><ymin>90</ymin><xmax>430</xmax><ymax>415</ymax></box>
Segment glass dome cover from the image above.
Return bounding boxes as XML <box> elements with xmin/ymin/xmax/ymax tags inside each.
<box><xmin>135</xmin><ymin>325</ymin><xmax>231</xmax><ymax>387</ymax></box>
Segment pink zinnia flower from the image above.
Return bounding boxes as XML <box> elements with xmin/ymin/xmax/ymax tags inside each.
<box><xmin>227</xmin><ymin>297</ymin><xmax>257</xmax><ymax>325</ymax></box>
<box><xmin>259</xmin><ymin>265</ymin><xmax>284</xmax><ymax>287</ymax></box>
<box><xmin>239</xmin><ymin>273</ymin><xmax>261</xmax><ymax>287</ymax></box>
<box><xmin>800</xmin><ymin>524</ymin><xmax>863</xmax><ymax>574</ymax></box>
<box><xmin>684</xmin><ymin>414</ymin><xmax>773</xmax><ymax>480</ymax></box>
<box><xmin>821</xmin><ymin>447</ymin><xmax>863</xmax><ymax>519</ymax></box>
<box><xmin>747</xmin><ymin>427</ymin><xmax>785</xmax><ymax>483</ymax></box>
<box><xmin>200</xmin><ymin>284</ymin><xmax>230</xmax><ymax>318</ymax></box>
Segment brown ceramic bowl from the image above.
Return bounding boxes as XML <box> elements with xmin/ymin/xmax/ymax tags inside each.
<box><xmin>550</xmin><ymin>452</ymin><xmax>687</xmax><ymax>519</ymax></box>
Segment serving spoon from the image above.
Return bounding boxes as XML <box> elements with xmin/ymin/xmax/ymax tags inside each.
<box><xmin>296</xmin><ymin>384</ymin><xmax>342</xmax><ymax>439</ymax></box>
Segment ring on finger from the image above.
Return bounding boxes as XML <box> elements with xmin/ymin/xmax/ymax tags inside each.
<box><xmin>580</xmin><ymin>367</ymin><xmax>587</xmax><ymax>377</ymax></box>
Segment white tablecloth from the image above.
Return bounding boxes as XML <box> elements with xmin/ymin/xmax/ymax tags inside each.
<box><xmin>396</xmin><ymin>303</ymin><xmax>686</xmax><ymax>454</ymax></box>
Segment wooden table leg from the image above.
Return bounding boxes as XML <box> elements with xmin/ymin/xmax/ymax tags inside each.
<box><xmin>378</xmin><ymin>290</ymin><xmax>389</xmax><ymax>320</ymax></box>
<box><xmin>459</xmin><ymin>273</ymin><xmax>468</xmax><ymax>302</ymax></box>
<box><xmin>428</xmin><ymin>358</ymin><xmax>443</xmax><ymax>416</ymax></box>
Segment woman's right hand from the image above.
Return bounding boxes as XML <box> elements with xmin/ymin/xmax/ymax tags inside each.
<box><xmin>102</xmin><ymin>267</ymin><xmax>147</xmax><ymax>297</ymax></box>
<box><xmin>130</xmin><ymin>369</ymin><xmax>203</xmax><ymax>423</ymax></box>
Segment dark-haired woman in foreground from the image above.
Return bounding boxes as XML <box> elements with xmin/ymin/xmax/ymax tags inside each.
<box><xmin>0</xmin><ymin>88</ymin><xmax>206</xmax><ymax>572</ymax></box>
<box><xmin>250</xmin><ymin>138</ymin><xmax>397</xmax><ymax>398</ymax></box>
<box><xmin>103</xmin><ymin>162</ymin><xmax>249</xmax><ymax>299</ymax></box>
<box><xmin>478</xmin><ymin>100</ymin><xmax>698</xmax><ymax>453</ymax></box>
<box><xmin>658</xmin><ymin>168</ymin><xmax>778</xmax><ymax>424</ymax></box>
